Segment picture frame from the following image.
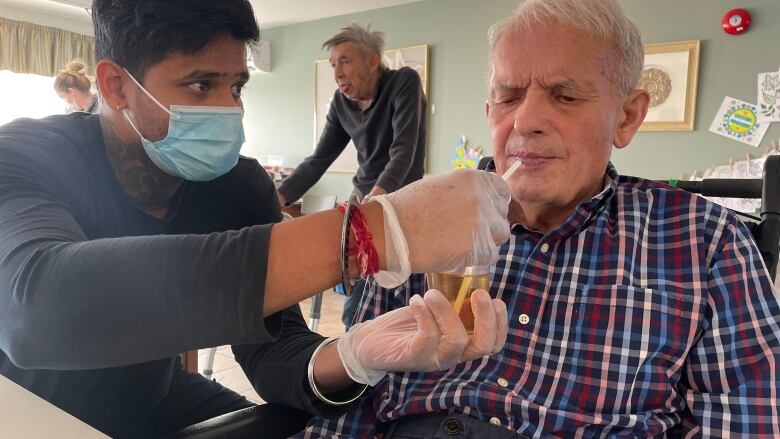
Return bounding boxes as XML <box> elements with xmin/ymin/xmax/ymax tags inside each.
<box><xmin>639</xmin><ymin>40</ymin><xmax>700</xmax><ymax>132</ymax></box>
<box><xmin>314</xmin><ymin>44</ymin><xmax>428</xmax><ymax>173</ymax></box>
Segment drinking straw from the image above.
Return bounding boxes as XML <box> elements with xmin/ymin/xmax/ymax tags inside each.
<box><xmin>452</xmin><ymin>160</ymin><xmax>522</xmax><ymax>317</ymax></box>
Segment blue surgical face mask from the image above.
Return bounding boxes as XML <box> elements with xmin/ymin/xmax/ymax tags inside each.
<box><xmin>121</xmin><ymin>68</ymin><xmax>245</xmax><ymax>181</ymax></box>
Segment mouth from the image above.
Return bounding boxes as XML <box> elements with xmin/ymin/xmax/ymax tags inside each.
<box><xmin>339</xmin><ymin>83</ymin><xmax>352</xmax><ymax>94</ymax></box>
<box><xmin>508</xmin><ymin>152</ymin><xmax>554</xmax><ymax>167</ymax></box>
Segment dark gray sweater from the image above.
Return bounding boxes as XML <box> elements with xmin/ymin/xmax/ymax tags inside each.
<box><xmin>0</xmin><ymin>114</ymin><xmax>346</xmax><ymax>436</ymax></box>
<box><xmin>278</xmin><ymin>66</ymin><xmax>426</xmax><ymax>202</ymax></box>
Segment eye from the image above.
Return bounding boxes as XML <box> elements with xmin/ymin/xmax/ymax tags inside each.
<box><xmin>231</xmin><ymin>83</ymin><xmax>245</xmax><ymax>97</ymax></box>
<box><xmin>557</xmin><ymin>95</ymin><xmax>577</xmax><ymax>103</ymax></box>
<box><xmin>188</xmin><ymin>81</ymin><xmax>210</xmax><ymax>95</ymax></box>
<box><xmin>494</xmin><ymin>96</ymin><xmax>519</xmax><ymax>107</ymax></box>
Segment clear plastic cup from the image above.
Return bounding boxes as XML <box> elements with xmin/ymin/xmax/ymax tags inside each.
<box><xmin>425</xmin><ymin>265</ymin><xmax>490</xmax><ymax>334</ymax></box>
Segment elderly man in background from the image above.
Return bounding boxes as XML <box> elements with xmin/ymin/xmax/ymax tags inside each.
<box><xmin>297</xmin><ymin>0</ymin><xmax>780</xmax><ymax>437</ymax></box>
<box><xmin>278</xmin><ymin>22</ymin><xmax>427</xmax><ymax>329</ymax></box>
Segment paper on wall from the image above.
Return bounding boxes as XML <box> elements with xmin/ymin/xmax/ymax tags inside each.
<box><xmin>709</xmin><ymin>96</ymin><xmax>770</xmax><ymax>147</ymax></box>
<box><xmin>758</xmin><ymin>71</ymin><xmax>780</xmax><ymax>122</ymax></box>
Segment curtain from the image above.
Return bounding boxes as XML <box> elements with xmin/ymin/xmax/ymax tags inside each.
<box><xmin>0</xmin><ymin>17</ymin><xmax>95</xmax><ymax>77</ymax></box>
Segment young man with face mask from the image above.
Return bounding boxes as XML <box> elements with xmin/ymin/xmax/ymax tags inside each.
<box><xmin>0</xmin><ymin>1</ymin><xmax>513</xmax><ymax>437</ymax></box>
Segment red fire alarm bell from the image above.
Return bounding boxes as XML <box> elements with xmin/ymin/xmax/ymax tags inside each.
<box><xmin>722</xmin><ymin>8</ymin><xmax>751</xmax><ymax>35</ymax></box>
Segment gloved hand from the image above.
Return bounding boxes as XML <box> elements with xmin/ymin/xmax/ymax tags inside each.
<box><xmin>371</xmin><ymin>169</ymin><xmax>511</xmax><ymax>288</ymax></box>
<box><xmin>337</xmin><ymin>289</ymin><xmax>508</xmax><ymax>386</ymax></box>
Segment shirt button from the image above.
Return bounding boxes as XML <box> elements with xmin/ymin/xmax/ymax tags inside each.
<box><xmin>540</xmin><ymin>243</ymin><xmax>550</xmax><ymax>253</ymax></box>
<box><xmin>489</xmin><ymin>417</ymin><xmax>501</xmax><ymax>426</ymax></box>
<box><xmin>519</xmin><ymin>314</ymin><xmax>530</xmax><ymax>325</ymax></box>
<box><xmin>497</xmin><ymin>377</ymin><xmax>509</xmax><ymax>388</ymax></box>
<box><xmin>442</xmin><ymin>418</ymin><xmax>462</xmax><ymax>434</ymax></box>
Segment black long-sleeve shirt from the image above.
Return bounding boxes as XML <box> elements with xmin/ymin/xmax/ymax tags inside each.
<box><xmin>278</xmin><ymin>66</ymin><xmax>426</xmax><ymax>202</ymax></box>
<box><xmin>0</xmin><ymin>113</ymin><xmax>344</xmax><ymax>435</ymax></box>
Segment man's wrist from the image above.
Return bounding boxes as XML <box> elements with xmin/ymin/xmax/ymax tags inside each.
<box><xmin>307</xmin><ymin>338</ymin><xmax>367</xmax><ymax>405</ymax></box>
<box><xmin>359</xmin><ymin>201</ymin><xmax>386</xmax><ymax>271</ymax></box>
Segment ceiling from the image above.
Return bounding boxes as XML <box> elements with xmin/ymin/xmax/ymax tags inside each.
<box><xmin>252</xmin><ymin>0</ymin><xmax>422</xmax><ymax>29</ymax></box>
<box><xmin>0</xmin><ymin>0</ymin><xmax>423</xmax><ymax>33</ymax></box>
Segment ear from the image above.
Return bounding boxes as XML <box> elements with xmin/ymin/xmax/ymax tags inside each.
<box><xmin>613</xmin><ymin>89</ymin><xmax>649</xmax><ymax>149</ymax></box>
<box><xmin>367</xmin><ymin>52</ymin><xmax>381</xmax><ymax>71</ymax></box>
<box><xmin>95</xmin><ymin>60</ymin><xmax>129</xmax><ymax>112</ymax></box>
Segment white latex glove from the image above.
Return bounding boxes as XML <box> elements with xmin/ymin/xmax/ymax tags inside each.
<box><xmin>337</xmin><ymin>289</ymin><xmax>508</xmax><ymax>386</ymax></box>
<box><xmin>371</xmin><ymin>169</ymin><xmax>511</xmax><ymax>288</ymax></box>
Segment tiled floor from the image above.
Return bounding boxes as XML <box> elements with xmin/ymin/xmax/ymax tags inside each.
<box><xmin>197</xmin><ymin>288</ymin><xmax>348</xmax><ymax>404</ymax></box>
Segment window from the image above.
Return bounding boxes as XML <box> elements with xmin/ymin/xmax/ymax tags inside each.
<box><xmin>0</xmin><ymin>70</ymin><xmax>67</xmax><ymax>127</ymax></box>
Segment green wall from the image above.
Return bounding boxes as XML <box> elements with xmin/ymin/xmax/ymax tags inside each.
<box><xmin>241</xmin><ymin>0</ymin><xmax>780</xmax><ymax>201</ymax></box>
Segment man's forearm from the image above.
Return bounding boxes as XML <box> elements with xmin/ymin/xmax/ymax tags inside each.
<box><xmin>0</xmin><ymin>221</ymin><xmax>275</xmax><ymax>369</ymax></box>
<box><xmin>264</xmin><ymin>201</ymin><xmax>386</xmax><ymax>315</ymax></box>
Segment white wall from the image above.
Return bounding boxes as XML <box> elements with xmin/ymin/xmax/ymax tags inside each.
<box><xmin>0</xmin><ymin>4</ymin><xmax>93</xmax><ymax>35</ymax></box>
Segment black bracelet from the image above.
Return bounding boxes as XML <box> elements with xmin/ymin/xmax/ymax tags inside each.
<box><xmin>340</xmin><ymin>193</ymin><xmax>360</xmax><ymax>296</ymax></box>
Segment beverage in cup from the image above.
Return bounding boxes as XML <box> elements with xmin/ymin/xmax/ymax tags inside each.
<box><xmin>425</xmin><ymin>266</ymin><xmax>490</xmax><ymax>334</ymax></box>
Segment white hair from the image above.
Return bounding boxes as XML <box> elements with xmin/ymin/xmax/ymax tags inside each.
<box><xmin>323</xmin><ymin>22</ymin><xmax>386</xmax><ymax>68</ymax></box>
<box><xmin>488</xmin><ymin>0</ymin><xmax>644</xmax><ymax>96</ymax></box>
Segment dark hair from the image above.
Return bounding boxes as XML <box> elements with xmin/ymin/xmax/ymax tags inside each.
<box><xmin>92</xmin><ymin>0</ymin><xmax>259</xmax><ymax>82</ymax></box>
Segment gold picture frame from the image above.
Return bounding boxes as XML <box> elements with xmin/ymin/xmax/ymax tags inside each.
<box><xmin>314</xmin><ymin>44</ymin><xmax>428</xmax><ymax>173</ymax></box>
<box><xmin>639</xmin><ymin>40</ymin><xmax>700</xmax><ymax>132</ymax></box>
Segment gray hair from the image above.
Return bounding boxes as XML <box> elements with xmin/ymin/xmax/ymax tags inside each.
<box><xmin>488</xmin><ymin>0</ymin><xmax>644</xmax><ymax>96</ymax></box>
<box><xmin>323</xmin><ymin>22</ymin><xmax>386</xmax><ymax>67</ymax></box>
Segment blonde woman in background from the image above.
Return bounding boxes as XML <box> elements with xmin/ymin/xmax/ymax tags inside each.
<box><xmin>54</xmin><ymin>60</ymin><xmax>98</xmax><ymax>113</ymax></box>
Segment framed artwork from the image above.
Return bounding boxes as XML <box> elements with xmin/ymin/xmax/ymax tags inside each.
<box><xmin>314</xmin><ymin>44</ymin><xmax>428</xmax><ymax>173</ymax></box>
<box><xmin>639</xmin><ymin>40</ymin><xmax>700</xmax><ymax>132</ymax></box>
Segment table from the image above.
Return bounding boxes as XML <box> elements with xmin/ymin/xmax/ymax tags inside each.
<box><xmin>0</xmin><ymin>374</ymin><xmax>107</xmax><ymax>438</ymax></box>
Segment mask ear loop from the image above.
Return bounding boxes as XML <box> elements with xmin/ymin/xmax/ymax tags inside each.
<box><xmin>122</xmin><ymin>68</ymin><xmax>181</xmax><ymax>120</ymax></box>
<box><xmin>121</xmin><ymin>109</ymin><xmax>146</xmax><ymax>140</ymax></box>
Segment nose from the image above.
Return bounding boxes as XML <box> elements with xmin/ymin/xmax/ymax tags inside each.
<box><xmin>333</xmin><ymin>64</ymin><xmax>344</xmax><ymax>80</ymax></box>
<box><xmin>512</xmin><ymin>89</ymin><xmax>550</xmax><ymax>137</ymax></box>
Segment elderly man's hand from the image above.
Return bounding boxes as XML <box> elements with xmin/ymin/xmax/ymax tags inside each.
<box><xmin>337</xmin><ymin>289</ymin><xmax>508</xmax><ymax>385</ymax></box>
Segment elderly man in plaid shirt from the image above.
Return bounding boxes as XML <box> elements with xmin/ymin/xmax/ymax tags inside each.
<box><xmin>297</xmin><ymin>0</ymin><xmax>780</xmax><ymax>437</ymax></box>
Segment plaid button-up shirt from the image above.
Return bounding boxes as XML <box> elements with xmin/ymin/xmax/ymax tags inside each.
<box><xmin>298</xmin><ymin>164</ymin><xmax>780</xmax><ymax>438</ymax></box>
